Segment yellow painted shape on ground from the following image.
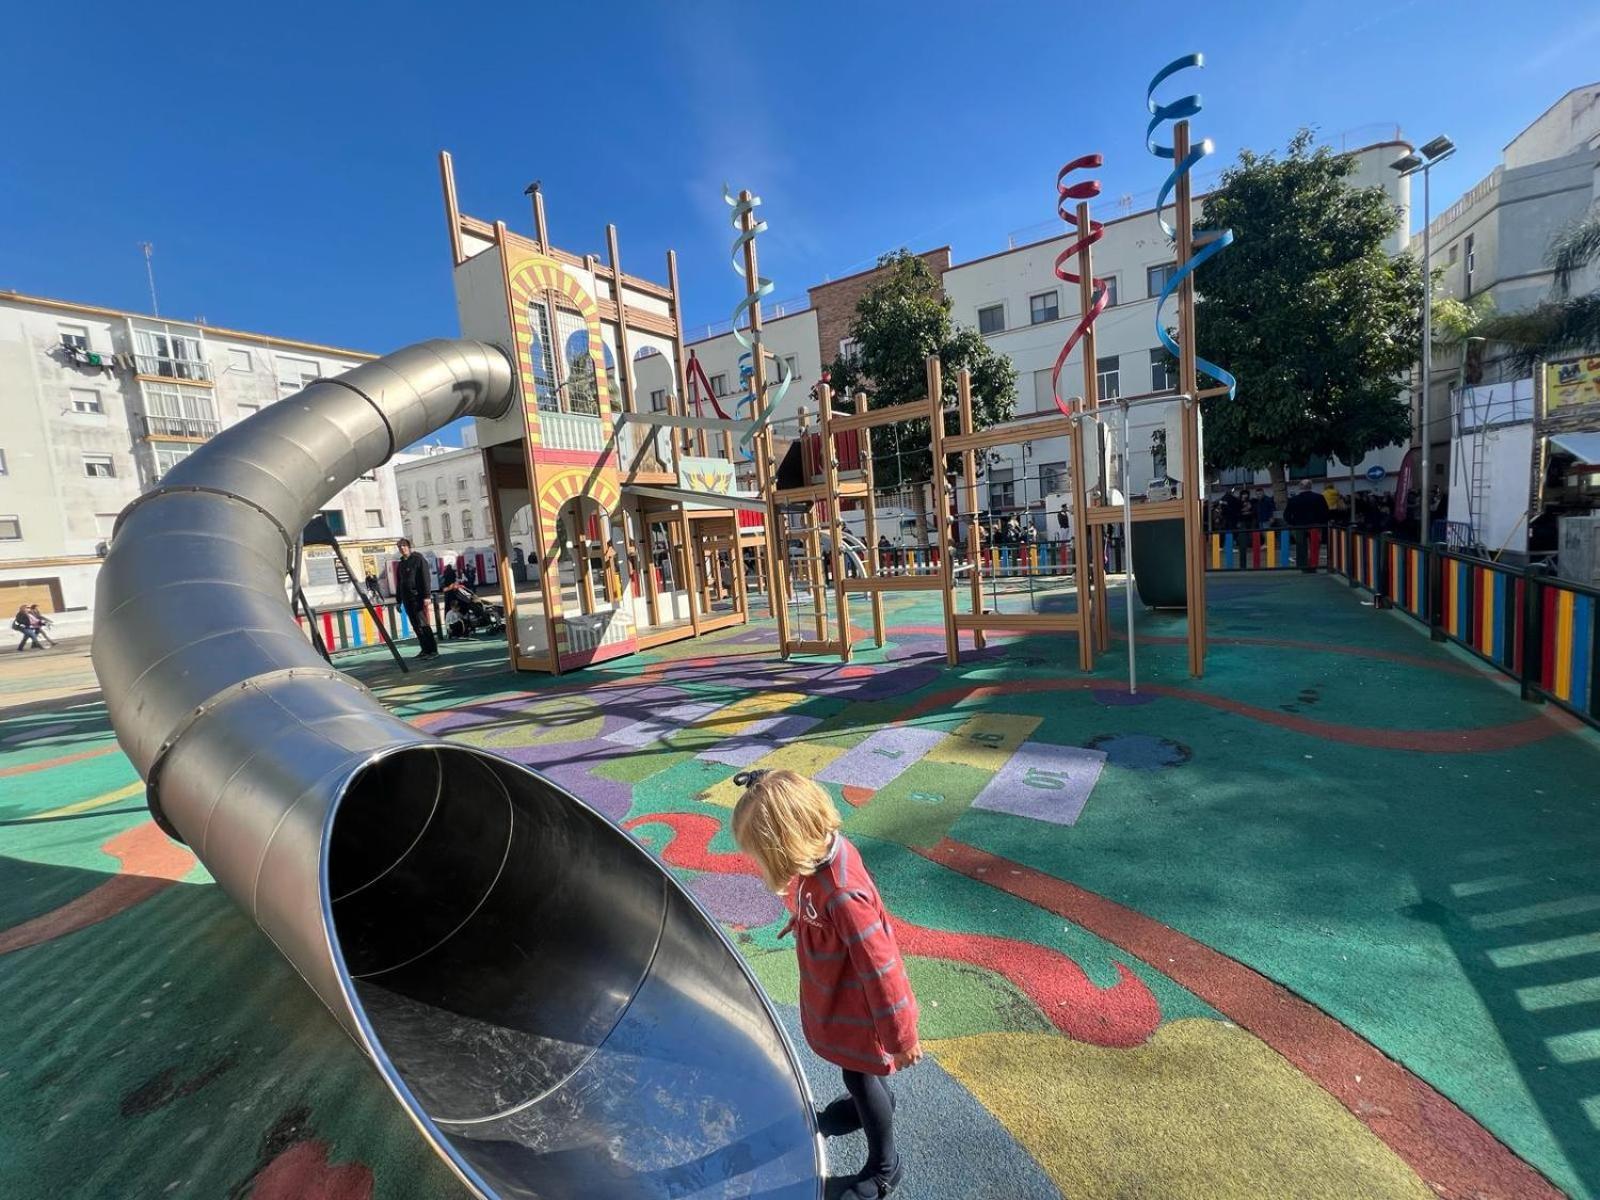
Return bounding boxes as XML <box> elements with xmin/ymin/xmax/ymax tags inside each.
<box><xmin>697</xmin><ymin>691</ymin><xmax>809</xmax><ymax>736</ymax></box>
<box><xmin>925</xmin><ymin>712</ymin><xmax>1040</xmax><ymax>772</ymax></box>
<box><xmin>29</xmin><ymin>781</ymin><xmax>144</xmax><ymax>821</ymax></box>
<box><xmin>701</xmin><ymin>740</ymin><xmax>848</xmax><ymax>808</ymax></box>
<box><xmin>931</xmin><ymin>1021</ymin><xmax>1434</xmax><ymax>1200</ymax></box>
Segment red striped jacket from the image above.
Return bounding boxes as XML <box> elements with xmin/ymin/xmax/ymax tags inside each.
<box><xmin>785</xmin><ymin>836</ymin><xmax>918</xmax><ymax>1075</ymax></box>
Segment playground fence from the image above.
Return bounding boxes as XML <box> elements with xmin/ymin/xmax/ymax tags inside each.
<box><xmin>294</xmin><ymin>596</ymin><xmax>445</xmax><ymax>654</ymax></box>
<box><xmin>1207</xmin><ymin>526</ymin><xmax>1323</xmax><ymax>571</ymax></box>
<box><xmin>1326</xmin><ymin>532</ymin><xmax>1600</xmax><ymax>733</ymax></box>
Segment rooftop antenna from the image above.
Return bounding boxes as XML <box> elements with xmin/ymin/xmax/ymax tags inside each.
<box><xmin>139</xmin><ymin>242</ymin><xmax>160</xmax><ymax>316</ymax></box>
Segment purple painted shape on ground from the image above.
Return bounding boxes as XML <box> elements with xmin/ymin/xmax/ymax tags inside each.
<box><xmin>815</xmin><ymin>725</ymin><xmax>944</xmax><ymax>791</ymax></box>
<box><xmin>971</xmin><ymin>741</ymin><xmax>1105</xmax><ymax>826</ymax></box>
<box><xmin>844</xmin><ymin>668</ymin><xmax>939</xmax><ymax>701</ymax></box>
<box><xmin>537</xmin><ymin>760</ymin><xmax>634</xmax><ymax>823</ymax></box>
<box><xmin>699</xmin><ymin>737</ymin><xmax>779</xmax><ymax>768</ymax></box>
<box><xmin>1092</xmin><ymin>687</ymin><xmax>1158</xmax><ymax>707</ymax></box>
<box><xmin>765</xmin><ymin>714</ymin><xmax>821</xmax><ymax>740</ymax></box>
<box><xmin>691</xmin><ymin>872</ymin><xmax>785</xmax><ymax>927</ymax></box>
<box><xmin>603</xmin><ymin>700</ymin><xmax>720</xmax><ymax>747</ymax></box>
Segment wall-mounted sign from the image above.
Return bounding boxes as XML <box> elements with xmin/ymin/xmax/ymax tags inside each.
<box><xmin>1546</xmin><ymin>356</ymin><xmax>1600</xmax><ymax>412</ymax></box>
<box><xmin>678</xmin><ymin>456</ymin><xmax>736</xmax><ymax>496</ymax></box>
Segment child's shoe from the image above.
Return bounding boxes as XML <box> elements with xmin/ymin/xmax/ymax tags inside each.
<box><xmin>840</xmin><ymin>1156</ymin><xmax>903</xmax><ymax>1198</ymax></box>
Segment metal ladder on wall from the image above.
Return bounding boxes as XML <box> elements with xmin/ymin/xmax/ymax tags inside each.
<box><xmin>1452</xmin><ymin>384</ymin><xmax>1488</xmax><ymax>550</ymax></box>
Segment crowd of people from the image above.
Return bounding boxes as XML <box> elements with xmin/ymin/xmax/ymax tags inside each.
<box><xmin>1204</xmin><ymin>480</ymin><xmax>1422</xmax><ymax>534</ymax></box>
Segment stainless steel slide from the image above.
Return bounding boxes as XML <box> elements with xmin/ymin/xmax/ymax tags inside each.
<box><xmin>91</xmin><ymin>340</ymin><xmax>821</xmax><ymax>1200</ymax></box>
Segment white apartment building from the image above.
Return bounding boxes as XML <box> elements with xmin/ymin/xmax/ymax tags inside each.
<box><xmin>0</xmin><ymin>292</ymin><xmax>400</xmax><ymax>632</ymax></box>
<box><xmin>1422</xmin><ymin>82</ymin><xmax>1600</xmax><ymax>551</ymax></box>
<box><xmin>391</xmin><ymin>432</ymin><xmax>521</xmax><ymax>588</ymax></box>
<box><xmin>657</xmin><ymin>140</ymin><xmax>1412</xmax><ymax>530</ymax></box>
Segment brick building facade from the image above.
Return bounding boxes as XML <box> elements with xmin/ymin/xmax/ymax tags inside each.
<box><xmin>807</xmin><ymin>247</ymin><xmax>952</xmax><ymax>374</ymax></box>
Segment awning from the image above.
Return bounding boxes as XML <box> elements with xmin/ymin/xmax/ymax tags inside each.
<box><xmin>622</xmin><ymin>484</ymin><xmax>767</xmax><ymax>512</ymax></box>
<box><xmin>1548</xmin><ymin>432</ymin><xmax>1600</xmax><ymax>465</ymax></box>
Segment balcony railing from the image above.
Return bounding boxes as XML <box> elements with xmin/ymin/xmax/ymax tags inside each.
<box><xmin>135</xmin><ymin>354</ymin><xmax>213</xmax><ymax>382</ymax></box>
<box><xmin>540</xmin><ymin>411</ymin><xmax>607</xmax><ymax>454</ymax></box>
<box><xmin>141</xmin><ymin>413</ymin><xmax>220</xmax><ymax>439</ymax></box>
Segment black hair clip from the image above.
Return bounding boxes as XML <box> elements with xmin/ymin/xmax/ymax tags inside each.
<box><xmin>732</xmin><ymin>769</ymin><xmax>770</xmax><ymax>789</ymax></box>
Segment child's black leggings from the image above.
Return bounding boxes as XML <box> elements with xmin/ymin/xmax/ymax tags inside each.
<box><xmin>841</xmin><ymin>1068</ymin><xmax>897</xmax><ymax>1176</ymax></box>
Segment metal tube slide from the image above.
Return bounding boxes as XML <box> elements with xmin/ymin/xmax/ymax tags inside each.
<box><xmin>92</xmin><ymin>339</ymin><xmax>821</xmax><ymax>1200</ymax></box>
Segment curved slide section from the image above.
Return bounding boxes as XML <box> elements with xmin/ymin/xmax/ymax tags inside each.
<box><xmin>1129</xmin><ymin>517</ymin><xmax>1189</xmax><ymax>610</ymax></box>
<box><xmin>91</xmin><ymin>340</ymin><xmax>821</xmax><ymax>1200</ymax></box>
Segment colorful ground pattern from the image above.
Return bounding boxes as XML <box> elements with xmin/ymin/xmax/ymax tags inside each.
<box><xmin>3</xmin><ymin>573</ymin><xmax>1600</xmax><ymax>1198</ymax></box>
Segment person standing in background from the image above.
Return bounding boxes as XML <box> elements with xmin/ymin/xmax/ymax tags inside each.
<box><xmin>395</xmin><ymin>538</ymin><xmax>439</xmax><ymax>661</ymax></box>
<box><xmin>1255</xmin><ymin>488</ymin><xmax>1276</xmax><ymax>529</ymax></box>
<box><xmin>1286</xmin><ymin>482</ymin><xmax>1330</xmax><ymax>573</ymax></box>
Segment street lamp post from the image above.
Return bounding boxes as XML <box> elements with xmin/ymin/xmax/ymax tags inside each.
<box><xmin>1392</xmin><ymin>135</ymin><xmax>1456</xmax><ymax>541</ymax></box>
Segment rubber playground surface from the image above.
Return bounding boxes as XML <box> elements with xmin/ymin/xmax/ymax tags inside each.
<box><xmin>4</xmin><ymin>572</ymin><xmax>1600</xmax><ymax>1199</ymax></box>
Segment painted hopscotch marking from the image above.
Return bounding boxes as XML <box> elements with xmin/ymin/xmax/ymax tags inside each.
<box><xmin>971</xmin><ymin>742</ymin><xmax>1106</xmax><ymax>827</ymax></box>
<box><xmin>926</xmin><ymin>713</ymin><xmax>1042</xmax><ymax>772</ymax></box>
<box><xmin>815</xmin><ymin>726</ymin><xmax>946</xmax><ymax>792</ymax></box>
<box><xmin>698</xmin><ymin>715</ymin><xmax>824</xmax><ymax>768</ymax></box>
<box><xmin>701</xmin><ymin>739</ymin><xmax>849</xmax><ymax>807</ymax></box>
<box><xmin>603</xmin><ymin>701</ymin><xmax>722</xmax><ymax>748</ymax></box>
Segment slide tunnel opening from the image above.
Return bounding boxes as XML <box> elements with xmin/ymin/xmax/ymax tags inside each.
<box><xmin>324</xmin><ymin>746</ymin><xmax>820</xmax><ymax>1198</ymax></box>
<box><xmin>326</xmin><ymin>746</ymin><xmax>669</xmax><ymax>1124</ymax></box>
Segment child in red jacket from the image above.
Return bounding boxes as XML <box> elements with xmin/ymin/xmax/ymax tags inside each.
<box><xmin>732</xmin><ymin>768</ymin><xmax>920</xmax><ymax>1199</ymax></box>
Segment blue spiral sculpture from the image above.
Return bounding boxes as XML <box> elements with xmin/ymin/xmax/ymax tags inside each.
<box><xmin>722</xmin><ymin>186</ymin><xmax>795</xmax><ymax>453</ymax></box>
<box><xmin>1146</xmin><ymin>53</ymin><xmax>1237</xmax><ymax>400</ymax></box>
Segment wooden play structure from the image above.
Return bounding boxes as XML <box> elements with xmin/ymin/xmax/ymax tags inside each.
<box><xmin>439</xmin><ymin>153</ymin><xmax>773</xmax><ymax>675</ymax></box>
<box><xmin>433</xmin><ymin>52</ymin><xmax>1231</xmax><ymax>681</ymax></box>
<box><xmin>771</xmin><ymin>53</ymin><xmax>1235</xmax><ymax>682</ymax></box>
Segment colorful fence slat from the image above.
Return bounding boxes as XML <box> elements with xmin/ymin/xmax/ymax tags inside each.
<box><xmin>294</xmin><ymin>599</ymin><xmax>439</xmax><ymax>655</ymax></box>
<box><xmin>1537</xmin><ymin>581</ymin><xmax>1596</xmax><ymax>716</ymax></box>
<box><xmin>1440</xmin><ymin>555</ymin><xmax>1522</xmax><ymax>675</ymax></box>
<box><xmin>1207</xmin><ymin>527</ymin><xmax>1316</xmax><ymax>570</ymax></box>
<box><xmin>1386</xmin><ymin>541</ymin><xmax>1428</xmax><ymax>622</ymax></box>
<box><xmin>1327</xmin><ymin>533</ymin><xmax>1600</xmax><ymax>730</ymax></box>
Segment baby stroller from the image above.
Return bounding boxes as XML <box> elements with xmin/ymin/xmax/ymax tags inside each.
<box><xmin>442</xmin><ymin>582</ymin><xmax>506</xmax><ymax>639</ymax></box>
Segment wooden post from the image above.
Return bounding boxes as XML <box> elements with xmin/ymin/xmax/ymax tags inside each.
<box><xmin>927</xmin><ymin>356</ymin><xmax>959</xmax><ymax>666</ymax></box>
<box><xmin>667</xmin><ymin>249</ymin><xmax>694</xmax><ymax>462</ymax></box>
<box><xmin>438</xmin><ymin>151</ymin><xmax>464</xmax><ymax>267</ymax></box>
<box><xmin>820</xmin><ymin>383</ymin><xmax>853</xmax><ymax>661</ymax></box>
<box><xmin>957</xmin><ymin>369</ymin><xmax>987</xmax><ymax>650</ymax></box>
<box><xmin>796</xmin><ymin>408</ymin><xmax>829</xmax><ymax>642</ymax></box>
<box><xmin>739</xmin><ymin>191</ymin><xmax>791</xmax><ymax>654</ymax></box>
<box><xmin>856</xmin><ymin>391</ymin><xmax>887</xmax><ymax>647</ymax></box>
<box><xmin>1174</xmin><ymin>120</ymin><xmax>1206</xmax><ymax>677</ymax></box>
<box><xmin>677</xmin><ymin>506</ymin><xmax>701</xmax><ymax>638</ymax></box>
<box><xmin>639</xmin><ymin>512</ymin><xmax>660</xmax><ymax>629</ymax></box>
<box><xmin>530</xmin><ymin>182</ymin><xmax>550</xmax><ymax>249</ymax></box>
<box><xmin>730</xmin><ymin>517</ymin><xmax>750</xmax><ymax>622</ymax></box>
<box><xmin>1071</xmin><ymin>199</ymin><xmax>1102</xmax><ymax>671</ymax></box>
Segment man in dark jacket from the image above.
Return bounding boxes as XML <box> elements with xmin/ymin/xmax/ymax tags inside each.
<box><xmin>395</xmin><ymin>538</ymin><xmax>439</xmax><ymax>660</ymax></box>
<box><xmin>1284</xmin><ymin>482</ymin><xmax>1330</xmax><ymax>572</ymax></box>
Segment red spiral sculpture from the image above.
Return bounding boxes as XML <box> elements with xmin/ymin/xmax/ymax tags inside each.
<box><xmin>1049</xmin><ymin>153</ymin><xmax>1112</xmax><ymax>416</ymax></box>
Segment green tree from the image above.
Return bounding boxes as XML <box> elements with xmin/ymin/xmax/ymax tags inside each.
<box><xmin>827</xmin><ymin>250</ymin><xmax>1016</xmax><ymax>489</ymax></box>
<box><xmin>1477</xmin><ymin>205</ymin><xmax>1600</xmax><ymax>365</ymax></box>
<box><xmin>1195</xmin><ymin>130</ymin><xmax>1422</xmax><ymax>503</ymax></box>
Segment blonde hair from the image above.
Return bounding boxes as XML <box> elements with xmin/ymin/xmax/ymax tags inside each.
<box><xmin>731</xmin><ymin>769</ymin><xmax>842</xmax><ymax>893</ymax></box>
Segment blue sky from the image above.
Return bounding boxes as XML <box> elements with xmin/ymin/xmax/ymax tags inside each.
<box><xmin>5</xmin><ymin>0</ymin><xmax>1598</xmax><ymax>362</ymax></box>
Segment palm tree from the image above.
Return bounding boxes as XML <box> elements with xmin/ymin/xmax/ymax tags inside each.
<box><xmin>1479</xmin><ymin>205</ymin><xmax>1600</xmax><ymax>366</ymax></box>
